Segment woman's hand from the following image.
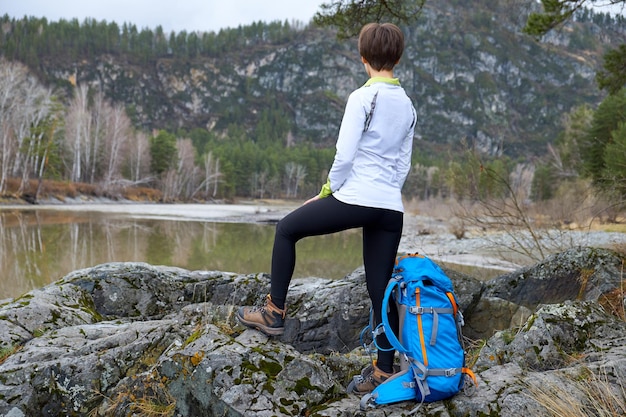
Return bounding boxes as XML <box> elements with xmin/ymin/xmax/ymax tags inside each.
<box><xmin>303</xmin><ymin>195</ymin><xmax>321</xmax><ymax>205</ymax></box>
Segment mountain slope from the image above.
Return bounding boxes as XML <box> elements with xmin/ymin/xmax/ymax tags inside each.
<box><xmin>3</xmin><ymin>0</ymin><xmax>624</xmax><ymax>159</ymax></box>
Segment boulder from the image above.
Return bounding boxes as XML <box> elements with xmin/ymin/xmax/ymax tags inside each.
<box><xmin>464</xmin><ymin>247</ymin><xmax>625</xmax><ymax>339</ymax></box>
<box><xmin>461</xmin><ymin>300</ymin><xmax>626</xmax><ymax>416</ymax></box>
<box><xmin>0</xmin><ymin>248</ymin><xmax>624</xmax><ymax>416</ymax></box>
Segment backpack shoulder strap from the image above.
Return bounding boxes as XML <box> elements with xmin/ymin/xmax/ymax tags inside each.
<box><xmin>381</xmin><ymin>277</ymin><xmax>409</xmax><ymax>354</ymax></box>
<box><xmin>445</xmin><ymin>292</ymin><xmax>458</xmax><ymax>317</ymax></box>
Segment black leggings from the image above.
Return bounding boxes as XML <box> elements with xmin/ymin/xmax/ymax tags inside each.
<box><xmin>270</xmin><ymin>196</ymin><xmax>402</xmax><ymax>372</ymax></box>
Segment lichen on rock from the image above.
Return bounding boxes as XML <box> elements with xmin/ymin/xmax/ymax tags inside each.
<box><xmin>0</xmin><ymin>248</ymin><xmax>625</xmax><ymax>416</ymax></box>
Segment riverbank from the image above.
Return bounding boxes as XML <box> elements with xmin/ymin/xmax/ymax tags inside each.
<box><xmin>0</xmin><ymin>199</ymin><xmax>297</xmax><ymax>223</ymax></box>
<box><xmin>3</xmin><ymin>199</ymin><xmax>626</xmax><ymax>276</ymax></box>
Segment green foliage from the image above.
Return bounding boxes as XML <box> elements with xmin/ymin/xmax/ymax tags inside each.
<box><xmin>524</xmin><ymin>1</ymin><xmax>626</xmax><ymax>95</ymax></box>
<box><xmin>597</xmin><ymin>44</ymin><xmax>626</xmax><ymax>95</ymax></box>
<box><xmin>532</xmin><ymin>89</ymin><xmax>626</xmax><ymax>205</ymax></box>
<box><xmin>602</xmin><ymin>121</ymin><xmax>626</xmax><ymax>199</ymax></box>
<box><xmin>252</xmin><ymin>100</ymin><xmax>292</xmax><ymax>146</ymax></box>
<box><xmin>579</xmin><ymin>88</ymin><xmax>626</xmax><ymax>191</ymax></box>
<box><xmin>313</xmin><ymin>0</ymin><xmax>426</xmax><ymax>39</ymax></box>
<box><xmin>150</xmin><ymin>131</ymin><xmax>178</xmax><ymax>175</ymax></box>
<box><xmin>445</xmin><ymin>147</ymin><xmax>512</xmax><ymax>201</ymax></box>
<box><xmin>531</xmin><ymin>163</ymin><xmax>557</xmax><ymax>201</ymax></box>
<box><xmin>556</xmin><ymin>104</ymin><xmax>594</xmax><ymax>177</ymax></box>
<box><xmin>28</xmin><ymin>101</ymin><xmax>66</xmax><ymax>182</ymax></box>
<box><xmin>0</xmin><ymin>14</ymin><xmax>301</xmax><ymax>70</ymax></box>
<box><xmin>529</xmin><ymin>104</ymin><xmax>594</xmax><ymax>203</ymax></box>
<box><xmin>204</xmin><ymin>127</ymin><xmax>335</xmax><ymax>198</ymax></box>
<box><xmin>187</xmin><ymin>128</ymin><xmax>218</xmax><ymax>157</ymax></box>
<box><xmin>524</xmin><ymin>0</ymin><xmax>577</xmax><ymax>37</ymax></box>
<box><xmin>173</xmin><ymin>122</ymin><xmax>335</xmax><ymax>199</ymax></box>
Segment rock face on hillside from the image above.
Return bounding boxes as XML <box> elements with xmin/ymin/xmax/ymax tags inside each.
<box><xmin>0</xmin><ymin>247</ymin><xmax>625</xmax><ymax>416</ymax></box>
<box><xmin>38</xmin><ymin>0</ymin><xmax>626</xmax><ymax>157</ymax></box>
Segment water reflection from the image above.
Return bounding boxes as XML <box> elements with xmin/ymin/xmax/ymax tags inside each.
<box><xmin>0</xmin><ymin>209</ymin><xmax>363</xmax><ymax>300</ymax></box>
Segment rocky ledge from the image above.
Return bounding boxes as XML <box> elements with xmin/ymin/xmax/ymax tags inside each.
<box><xmin>0</xmin><ymin>247</ymin><xmax>625</xmax><ymax>416</ymax></box>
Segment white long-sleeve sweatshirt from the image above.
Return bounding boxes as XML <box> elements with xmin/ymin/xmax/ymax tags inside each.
<box><xmin>321</xmin><ymin>77</ymin><xmax>416</xmax><ymax>213</ymax></box>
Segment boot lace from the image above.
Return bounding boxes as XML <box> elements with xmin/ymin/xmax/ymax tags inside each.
<box><xmin>354</xmin><ymin>365</ymin><xmax>375</xmax><ymax>385</ymax></box>
<box><xmin>248</xmin><ymin>304</ymin><xmax>268</xmax><ymax>313</ymax></box>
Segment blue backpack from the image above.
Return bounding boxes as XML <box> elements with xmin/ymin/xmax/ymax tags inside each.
<box><xmin>356</xmin><ymin>253</ymin><xmax>477</xmax><ymax>411</ymax></box>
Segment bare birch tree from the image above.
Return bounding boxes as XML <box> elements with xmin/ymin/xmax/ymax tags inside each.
<box><xmin>284</xmin><ymin>162</ymin><xmax>307</xmax><ymax>198</ymax></box>
<box><xmin>284</xmin><ymin>162</ymin><xmax>296</xmax><ymax>197</ymax></box>
<box><xmin>252</xmin><ymin>169</ymin><xmax>269</xmax><ymax>199</ymax></box>
<box><xmin>102</xmin><ymin>104</ymin><xmax>130</xmax><ymax>185</ymax></box>
<box><xmin>0</xmin><ymin>60</ymin><xmax>22</xmax><ymax>193</ymax></box>
<box><xmin>0</xmin><ymin>58</ymin><xmax>55</xmax><ymax>194</ymax></box>
<box><xmin>293</xmin><ymin>163</ymin><xmax>307</xmax><ymax>198</ymax></box>
<box><xmin>17</xmin><ymin>90</ymin><xmax>58</xmax><ymax>195</ymax></box>
<box><xmin>211</xmin><ymin>154</ymin><xmax>221</xmax><ymax>198</ymax></box>
<box><xmin>65</xmin><ymin>84</ymin><xmax>137</xmax><ymax>188</ymax></box>
<box><xmin>162</xmin><ymin>138</ymin><xmax>199</xmax><ymax>201</ymax></box>
<box><xmin>127</xmin><ymin>130</ymin><xmax>152</xmax><ymax>184</ymax></box>
<box><xmin>65</xmin><ymin>84</ymin><xmax>91</xmax><ymax>183</ymax></box>
<box><xmin>88</xmin><ymin>90</ymin><xmax>106</xmax><ymax>184</ymax></box>
<box><xmin>191</xmin><ymin>151</ymin><xmax>221</xmax><ymax>199</ymax></box>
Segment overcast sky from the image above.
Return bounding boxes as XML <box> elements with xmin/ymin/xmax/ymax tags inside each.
<box><xmin>1</xmin><ymin>0</ymin><xmax>623</xmax><ymax>34</ymax></box>
<box><xmin>0</xmin><ymin>0</ymin><xmax>326</xmax><ymax>33</ymax></box>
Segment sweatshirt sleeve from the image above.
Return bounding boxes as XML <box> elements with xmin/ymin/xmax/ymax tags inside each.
<box><xmin>327</xmin><ymin>92</ymin><xmax>366</xmax><ymax>193</ymax></box>
<box><xmin>396</xmin><ymin>107</ymin><xmax>416</xmax><ymax>187</ymax></box>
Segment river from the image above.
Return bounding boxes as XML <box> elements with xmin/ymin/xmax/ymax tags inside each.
<box><xmin>0</xmin><ymin>202</ymin><xmax>366</xmax><ymax>300</ymax></box>
<box><xmin>5</xmin><ymin>202</ymin><xmax>619</xmax><ymax>301</ymax></box>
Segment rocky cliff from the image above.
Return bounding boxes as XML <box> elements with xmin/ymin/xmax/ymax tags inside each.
<box><xmin>0</xmin><ymin>247</ymin><xmax>624</xmax><ymax>416</ymax></box>
<box><xmin>28</xmin><ymin>0</ymin><xmax>626</xmax><ymax>158</ymax></box>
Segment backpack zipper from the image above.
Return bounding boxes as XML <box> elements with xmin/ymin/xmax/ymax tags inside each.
<box><xmin>415</xmin><ymin>287</ymin><xmax>429</xmax><ymax>366</ymax></box>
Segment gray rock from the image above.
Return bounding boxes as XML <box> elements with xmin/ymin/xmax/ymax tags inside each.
<box><xmin>475</xmin><ymin>300</ymin><xmax>626</xmax><ymax>371</ymax></box>
<box><xmin>0</xmin><ymin>283</ymin><xmax>102</xmax><ymax>350</ymax></box>
<box><xmin>463</xmin><ymin>296</ymin><xmax>533</xmax><ymax>340</ymax></box>
<box><xmin>1</xmin><ymin>248</ymin><xmax>625</xmax><ymax>416</ymax></box>
<box><xmin>465</xmin><ymin>247</ymin><xmax>625</xmax><ymax>339</ymax></box>
<box><xmin>483</xmin><ymin>247</ymin><xmax>624</xmax><ymax>307</ymax></box>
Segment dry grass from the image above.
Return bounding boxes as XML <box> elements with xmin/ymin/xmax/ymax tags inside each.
<box><xmin>124</xmin><ymin>186</ymin><xmax>162</xmax><ymax>202</ymax></box>
<box><xmin>410</xmin><ymin>191</ymin><xmax>626</xmax><ymax>232</ymax></box>
<box><xmin>608</xmin><ymin>243</ymin><xmax>626</xmax><ymax>257</ymax></box>
<box><xmin>576</xmin><ymin>268</ymin><xmax>595</xmax><ymax>300</ymax></box>
<box><xmin>405</xmin><ymin>196</ymin><xmax>456</xmax><ymax>219</ymax></box>
<box><xmin>0</xmin><ymin>343</ymin><xmax>22</xmax><ymax>365</ymax></box>
<box><xmin>526</xmin><ymin>367</ymin><xmax>626</xmax><ymax>417</ymax></box>
<box><xmin>1</xmin><ymin>178</ymin><xmax>163</xmax><ymax>203</ymax></box>
<box><xmin>406</xmin><ymin>195</ymin><xmax>626</xmax><ymax>264</ymax></box>
<box><xmin>598</xmin><ymin>259</ymin><xmax>625</xmax><ymax>321</ymax></box>
<box><xmin>100</xmin><ymin>370</ymin><xmax>176</xmax><ymax>417</ymax></box>
<box><xmin>599</xmin><ymin>286</ymin><xmax>626</xmax><ymax>321</ymax></box>
<box><xmin>463</xmin><ymin>337</ymin><xmax>485</xmax><ymax>369</ymax></box>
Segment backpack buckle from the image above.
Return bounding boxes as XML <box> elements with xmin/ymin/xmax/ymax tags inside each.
<box><xmin>372</xmin><ymin>324</ymin><xmax>385</xmax><ymax>338</ymax></box>
<box><xmin>410</xmin><ymin>306</ymin><xmax>433</xmax><ymax>314</ymax></box>
<box><xmin>458</xmin><ymin>311</ymin><xmax>465</xmax><ymax>326</ymax></box>
<box><xmin>444</xmin><ymin>368</ymin><xmax>458</xmax><ymax>377</ymax></box>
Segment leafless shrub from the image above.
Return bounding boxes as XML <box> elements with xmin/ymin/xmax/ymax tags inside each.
<box><xmin>449</xmin><ymin>218</ymin><xmax>466</xmax><ymax>239</ymax></box>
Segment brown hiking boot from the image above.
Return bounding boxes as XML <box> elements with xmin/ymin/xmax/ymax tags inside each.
<box><xmin>347</xmin><ymin>362</ymin><xmax>397</xmax><ymax>395</ymax></box>
<box><xmin>236</xmin><ymin>294</ymin><xmax>286</xmax><ymax>336</ymax></box>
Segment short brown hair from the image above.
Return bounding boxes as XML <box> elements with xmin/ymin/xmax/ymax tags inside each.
<box><xmin>358</xmin><ymin>23</ymin><xmax>405</xmax><ymax>71</ymax></box>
